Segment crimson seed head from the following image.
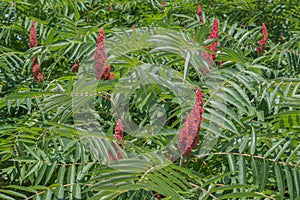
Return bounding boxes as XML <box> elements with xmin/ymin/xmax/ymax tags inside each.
<box><xmin>109</xmin><ymin>73</ymin><xmax>114</xmax><ymax>80</ymax></box>
<box><xmin>109</xmin><ymin>119</ymin><xmax>124</xmax><ymax>161</ymax></box>
<box><xmin>201</xmin><ymin>51</ymin><xmax>214</xmax><ymax>65</ymax></box>
<box><xmin>261</xmin><ymin>23</ymin><xmax>268</xmax><ymax>40</ymax></box>
<box><xmin>209</xmin><ymin>19</ymin><xmax>219</xmax><ymax>39</ymax></box>
<box><xmin>29</xmin><ymin>21</ymin><xmax>42</xmax><ymax>83</ymax></box>
<box><xmin>114</xmin><ymin>119</ymin><xmax>124</xmax><ymax>142</ymax></box>
<box><xmin>208</xmin><ymin>19</ymin><xmax>219</xmax><ymax>56</ymax></box>
<box><xmin>28</xmin><ymin>20</ymin><xmax>38</xmax><ymax>48</ymax></box>
<box><xmin>32</xmin><ymin>57</ymin><xmax>44</xmax><ymax>83</ymax></box>
<box><xmin>96</xmin><ymin>28</ymin><xmax>105</xmax><ymax>47</ymax></box>
<box><xmin>108</xmin><ymin>147</ymin><xmax>123</xmax><ymax>162</ymax></box>
<box><xmin>202</xmin><ymin>19</ymin><xmax>219</xmax><ymax>64</ymax></box>
<box><xmin>94</xmin><ymin>28</ymin><xmax>114</xmax><ymax>80</ymax></box>
<box><xmin>197</xmin><ymin>3</ymin><xmax>203</xmax><ymax>23</ymax></box>
<box><xmin>71</xmin><ymin>60</ymin><xmax>79</xmax><ymax>73</ymax></box>
<box><xmin>256</xmin><ymin>23</ymin><xmax>268</xmax><ymax>53</ymax></box>
<box><xmin>161</xmin><ymin>0</ymin><xmax>165</xmax><ymax>7</ymax></box>
<box><xmin>178</xmin><ymin>87</ymin><xmax>204</xmax><ymax>156</ymax></box>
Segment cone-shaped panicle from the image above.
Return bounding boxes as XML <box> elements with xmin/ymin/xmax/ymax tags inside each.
<box><xmin>256</xmin><ymin>23</ymin><xmax>268</xmax><ymax>53</ymax></box>
<box><xmin>94</xmin><ymin>28</ymin><xmax>114</xmax><ymax>80</ymax></box>
<box><xmin>162</xmin><ymin>0</ymin><xmax>165</xmax><ymax>8</ymax></box>
<box><xmin>29</xmin><ymin>20</ymin><xmax>38</xmax><ymax>48</ymax></box>
<box><xmin>114</xmin><ymin>119</ymin><xmax>124</xmax><ymax>142</ymax></box>
<box><xmin>102</xmin><ymin>65</ymin><xmax>114</xmax><ymax>80</ymax></box>
<box><xmin>96</xmin><ymin>28</ymin><xmax>105</xmax><ymax>47</ymax></box>
<box><xmin>178</xmin><ymin>87</ymin><xmax>204</xmax><ymax>156</ymax></box>
<box><xmin>108</xmin><ymin>146</ymin><xmax>123</xmax><ymax>162</ymax></box>
<box><xmin>29</xmin><ymin>21</ymin><xmax>43</xmax><ymax>83</ymax></box>
<box><xmin>71</xmin><ymin>60</ymin><xmax>79</xmax><ymax>73</ymax></box>
<box><xmin>32</xmin><ymin>57</ymin><xmax>44</xmax><ymax>83</ymax></box>
<box><xmin>202</xmin><ymin>19</ymin><xmax>219</xmax><ymax>64</ymax></box>
<box><xmin>201</xmin><ymin>51</ymin><xmax>213</xmax><ymax>65</ymax></box>
<box><xmin>197</xmin><ymin>3</ymin><xmax>203</xmax><ymax>23</ymax></box>
<box><xmin>109</xmin><ymin>119</ymin><xmax>124</xmax><ymax>161</ymax></box>
<box><xmin>208</xmin><ymin>19</ymin><xmax>219</xmax><ymax>59</ymax></box>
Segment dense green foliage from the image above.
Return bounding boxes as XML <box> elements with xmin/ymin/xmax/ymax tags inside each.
<box><xmin>0</xmin><ymin>0</ymin><xmax>299</xmax><ymax>199</ymax></box>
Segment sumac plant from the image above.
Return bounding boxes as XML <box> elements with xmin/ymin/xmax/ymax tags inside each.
<box><xmin>0</xmin><ymin>0</ymin><xmax>299</xmax><ymax>199</ymax></box>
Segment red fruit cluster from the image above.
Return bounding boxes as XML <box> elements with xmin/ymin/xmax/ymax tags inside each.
<box><xmin>28</xmin><ymin>20</ymin><xmax>38</xmax><ymax>48</ymax></box>
<box><xmin>109</xmin><ymin>119</ymin><xmax>124</xmax><ymax>161</ymax></box>
<box><xmin>197</xmin><ymin>3</ymin><xmax>203</xmax><ymax>23</ymax></box>
<box><xmin>32</xmin><ymin>57</ymin><xmax>44</xmax><ymax>83</ymax></box>
<box><xmin>178</xmin><ymin>87</ymin><xmax>204</xmax><ymax>156</ymax></box>
<box><xmin>114</xmin><ymin>119</ymin><xmax>124</xmax><ymax>143</ymax></box>
<box><xmin>161</xmin><ymin>0</ymin><xmax>165</xmax><ymax>8</ymax></box>
<box><xmin>202</xmin><ymin>19</ymin><xmax>219</xmax><ymax>64</ymax></box>
<box><xmin>71</xmin><ymin>60</ymin><xmax>79</xmax><ymax>73</ymax></box>
<box><xmin>256</xmin><ymin>23</ymin><xmax>268</xmax><ymax>53</ymax></box>
<box><xmin>207</xmin><ymin>19</ymin><xmax>219</xmax><ymax>56</ymax></box>
<box><xmin>29</xmin><ymin>20</ymin><xmax>43</xmax><ymax>83</ymax></box>
<box><xmin>94</xmin><ymin>28</ymin><xmax>114</xmax><ymax>80</ymax></box>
